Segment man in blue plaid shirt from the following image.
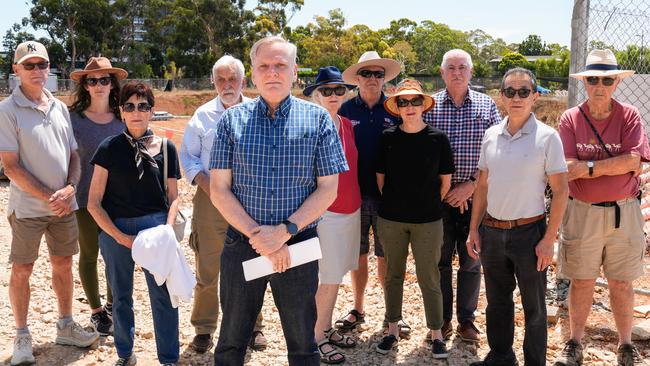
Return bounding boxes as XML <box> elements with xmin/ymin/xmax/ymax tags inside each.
<box><xmin>209</xmin><ymin>36</ymin><xmax>348</xmax><ymax>366</ymax></box>
<box><xmin>423</xmin><ymin>49</ymin><xmax>501</xmax><ymax>343</ymax></box>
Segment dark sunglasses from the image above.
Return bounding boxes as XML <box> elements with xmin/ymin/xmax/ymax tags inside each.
<box><xmin>22</xmin><ymin>61</ymin><xmax>49</xmax><ymax>71</ymax></box>
<box><xmin>501</xmin><ymin>87</ymin><xmax>532</xmax><ymax>99</ymax></box>
<box><xmin>318</xmin><ymin>86</ymin><xmax>347</xmax><ymax>97</ymax></box>
<box><xmin>85</xmin><ymin>76</ymin><xmax>112</xmax><ymax>87</ymax></box>
<box><xmin>122</xmin><ymin>102</ymin><xmax>152</xmax><ymax>113</ymax></box>
<box><xmin>357</xmin><ymin>70</ymin><xmax>385</xmax><ymax>79</ymax></box>
<box><xmin>396</xmin><ymin>96</ymin><xmax>424</xmax><ymax>108</ymax></box>
<box><xmin>585</xmin><ymin>76</ymin><xmax>616</xmax><ymax>86</ymax></box>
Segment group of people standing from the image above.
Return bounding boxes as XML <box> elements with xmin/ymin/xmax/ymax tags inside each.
<box><xmin>1</xmin><ymin>35</ymin><xmax>648</xmax><ymax>366</ymax></box>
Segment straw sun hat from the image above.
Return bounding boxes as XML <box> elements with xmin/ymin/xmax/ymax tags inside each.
<box><xmin>384</xmin><ymin>79</ymin><xmax>434</xmax><ymax>117</ymax></box>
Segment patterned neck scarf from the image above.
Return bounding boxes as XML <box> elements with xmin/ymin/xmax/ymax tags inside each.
<box><xmin>123</xmin><ymin>129</ymin><xmax>158</xmax><ymax>180</ymax></box>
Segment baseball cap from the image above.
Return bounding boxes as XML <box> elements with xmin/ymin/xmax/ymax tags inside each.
<box><xmin>14</xmin><ymin>41</ymin><xmax>49</xmax><ymax>65</ymax></box>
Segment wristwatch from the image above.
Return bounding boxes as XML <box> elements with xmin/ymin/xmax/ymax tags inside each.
<box><xmin>282</xmin><ymin>220</ymin><xmax>298</xmax><ymax>235</ymax></box>
<box><xmin>587</xmin><ymin>161</ymin><xmax>594</xmax><ymax>176</ymax></box>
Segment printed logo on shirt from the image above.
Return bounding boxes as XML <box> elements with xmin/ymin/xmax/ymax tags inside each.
<box><xmin>576</xmin><ymin>142</ymin><xmax>622</xmax><ymax>154</ymax></box>
<box><xmin>350</xmin><ymin>119</ymin><xmax>361</xmax><ymax>127</ymax></box>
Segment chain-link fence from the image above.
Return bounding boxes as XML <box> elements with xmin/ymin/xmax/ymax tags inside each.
<box><xmin>570</xmin><ymin>0</ymin><xmax>650</xmax><ymax>134</ymax></box>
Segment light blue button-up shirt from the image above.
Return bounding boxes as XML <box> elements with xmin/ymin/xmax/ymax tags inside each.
<box><xmin>180</xmin><ymin>95</ymin><xmax>251</xmax><ymax>184</ymax></box>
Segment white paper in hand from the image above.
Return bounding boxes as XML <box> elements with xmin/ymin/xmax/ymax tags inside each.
<box><xmin>242</xmin><ymin>237</ymin><xmax>322</xmax><ymax>281</ymax></box>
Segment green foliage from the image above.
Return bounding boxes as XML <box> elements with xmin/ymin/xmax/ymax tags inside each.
<box><xmin>473</xmin><ymin>61</ymin><xmax>493</xmax><ymax>77</ymax></box>
<box><xmin>498</xmin><ymin>52</ymin><xmax>532</xmax><ymax>74</ymax></box>
<box><xmin>616</xmin><ymin>45</ymin><xmax>650</xmax><ymax>74</ymax></box>
<box><xmin>518</xmin><ymin>34</ymin><xmax>551</xmax><ymax>56</ymax></box>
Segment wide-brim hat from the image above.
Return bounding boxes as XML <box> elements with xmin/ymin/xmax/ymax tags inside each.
<box><xmin>70</xmin><ymin>57</ymin><xmax>128</xmax><ymax>83</ymax></box>
<box><xmin>303</xmin><ymin>66</ymin><xmax>356</xmax><ymax>96</ymax></box>
<box><xmin>342</xmin><ymin>51</ymin><xmax>401</xmax><ymax>85</ymax></box>
<box><xmin>384</xmin><ymin>79</ymin><xmax>435</xmax><ymax>117</ymax></box>
<box><xmin>569</xmin><ymin>49</ymin><xmax>635</xmax><ymax>79</ymax></box>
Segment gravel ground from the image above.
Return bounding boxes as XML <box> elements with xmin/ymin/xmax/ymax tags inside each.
<box><xmin>1</xmin><ymin>178</ymin><xmax>649</xmax><ymax>365</ymax></box>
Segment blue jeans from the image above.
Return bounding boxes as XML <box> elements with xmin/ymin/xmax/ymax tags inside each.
<box><xmin>480</xmin><ymin>219</ymin><xmax>547</xmax><ymax>366</ymax></box>
<box><xmin>99</xmin><ymin>211</ymin><xmax>179</xmax><ymax>364</ymax></box>
<box><xmin>214</xmin><ymin>227</ymin><xmax>319</xmax><ymax>366</ymax></box>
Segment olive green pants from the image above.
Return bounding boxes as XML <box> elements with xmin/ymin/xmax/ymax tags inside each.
<box><xmin>377</xmin><ymin>217</ymin><xmax>444</xmax><ymax>330</ymax></box>
<box><xmin>76</xmin><ymin>208</ymin><xmax>112</xmax><ymax>309</ymax></box>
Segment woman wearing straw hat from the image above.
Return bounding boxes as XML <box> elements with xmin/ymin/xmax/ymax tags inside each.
<box><xmin>303</xmin><ymin>66</ymin><xmax>360</xmax><ymax>364</ymax></box>
<box><xmin>374</xmin><ymin>79</ymin><xmax>454</xmax><ymax>359</ymax></box>
<box><xmin>69</xmin><ymin>57</ymin><xmax>128</xmax><ymax>336</ymax></box>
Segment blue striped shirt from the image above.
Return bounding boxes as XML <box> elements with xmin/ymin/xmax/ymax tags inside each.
<box><xmin>210</xmin><ymin>95</ymin><xmax>348</xmax><ymax>229</ymax></box>
<box><xmin>423</xmin><ymin>89</ymin><xmax>501</xmax><ymax>183</ymax></box>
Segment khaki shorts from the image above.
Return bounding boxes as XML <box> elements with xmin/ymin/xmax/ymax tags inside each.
<box><xmin>558</xmin><ymin>198</ymin><xmax>645</xmax><ymax>281</ymax></box>
<box><xmin>8</xmin><ymin>212</ymin><xmax>79</xmax><ymax>264</ymax></box>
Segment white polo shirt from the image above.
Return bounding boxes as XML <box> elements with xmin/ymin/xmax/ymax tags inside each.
<box><xmin>0</xmin><ymin>87</ymin><xmax>78</xmax><ymax>218</ymax></box>
<box><xmin>478</xmin><ymin>113</ymin><xmax>567</xmax><ymax>220</ymax></box>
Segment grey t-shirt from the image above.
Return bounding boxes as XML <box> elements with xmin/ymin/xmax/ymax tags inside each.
<box><xmin>71</xmin><ymin>111</ymin><xmax>124</xmax><ymax>208</ymax></box>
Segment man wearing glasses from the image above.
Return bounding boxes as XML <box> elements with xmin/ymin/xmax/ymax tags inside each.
<box><xmin>553</xmin><ymin>49</ymin><xmax>650</xmax><ymax>366</ymax></box>
<box><xmin>0</xmin><ymin>41</ymin><xmax>99</xmax><ymax>365</ymax></box>
<box><xmin>466</xmin><ymin>68</ymin><xmax>568</xmax><ymax>366</ymax></box>
<box><xmin>423</xmin><ymin>49</ymin><xmax>501</xmax><ymax>344</ymax></box>
<box><xmin>336</xmin><ymin>51</ymin><xmax>403</xmax><ymax>334</ymax></box>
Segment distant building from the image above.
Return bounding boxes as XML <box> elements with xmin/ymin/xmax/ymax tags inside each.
<box><xmin>489</xmin><ymin>55</ymin><xmax>562</xmax><ymax>64</ymax></box>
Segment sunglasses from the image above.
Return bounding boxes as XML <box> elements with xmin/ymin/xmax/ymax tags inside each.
<box><xmin>122</xmin><ymin>102</ymin><xmax>152</xmax><ymax>113</ymax></box>
<box><xmin>357</xmin><ymin>70</ymin><xmax>385</xmax><ymax>79</ymax></box>
<box><xmin>318</xmin><ymin>86</ymin><xmax>347</xmax><ymax>97</ymax></box>
<box><xmin>501</xmin><ymin>87</ymin><xmax>532</xmax><ymax>99</ymax></box>
<box><xmin>22</xmin><ymin>61</ymin><xmax>49</xmax><ymax>71</ymax></box>
<box><xmin>85</xmin><ymin>76</ymin><xmax>112</xmax><ymax>87</ymax></box>
<box><xmin>585</xmin><ymin>76</ymin><xmax>616</xmax><ymax>86</ymax></box>
<box><xmin>396</xmin><ymin>96</ymin><xmax>424</xmax><ymax>108</ymax></box>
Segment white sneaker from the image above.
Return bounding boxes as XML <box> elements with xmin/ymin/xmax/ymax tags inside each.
<box><xmin>55</xmin><ymin>320</ymin><xmax>99</xmax><ymax>347</ymax></box>
<box><xmin>11</xmin><ymin>333</ymin><xmax>35</xmax><ymax>365</ymax></box>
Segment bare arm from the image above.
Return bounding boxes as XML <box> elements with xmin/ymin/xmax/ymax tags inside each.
<box><xmin>0</xmin><ymin>151</ymin><xmax>55</xmax><ymax>201</ymax></box>
<box><xmin>376</xmin><ymin>173</ymin><xmax>385</xmax><ymax>194</ymax></box>
<box><xmin>534</xmin><ymin>172</ymin><xmax>569</xmax><ymax>271</ymax></box>
<box><xmin>66</xmin><ymin>150</ymin><xmax>81</xmax><ymax>187</ymax></box>
<box><xmin>567</xmin><ymin>154</ymin><xmax>641</xmax><ymax>181</ymax></box>
<box><xmin>439</xmin><ymin>174</ymin><xmax>451</xmax><ymax>199</ymax></box>
<box><xmin>48</xmin><ymin>150</ymin><xmax>81</xmax><ymax>216</ymax></box>
<box><xmin>466</xmin><ymin>169</ymin><xmax>489</xmax><ymax>260</ymax></box>
<box><xmin>165</xmin><ymin>177</ymin><xmax>180</xmax><ymax>225</ymax></box>
<box><xmin>193</xmin><ymin>171</ymin><xmax>211</xmax><ymax>195</ymax></box>
<box><xmin>209</xmin><ymin>168</ymin><xmax>259</xmax><ymax>237</ymax></box>
<box><xmin>87</xmin><ymin>165</ymin><xmax>135</xmax><ymax>248</ymax></box>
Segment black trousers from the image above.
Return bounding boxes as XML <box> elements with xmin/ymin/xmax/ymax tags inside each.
<box><xmin>480</xmin><ymin>219</ymin><xmax>548</xmax><ymax>366</ymax></box>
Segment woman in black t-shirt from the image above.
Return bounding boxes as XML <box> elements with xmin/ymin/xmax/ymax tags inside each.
<box><xmin>87</xmin><ymin>82</ymin><xmax>182</xmax><ymax>366</ymax></box>
<box><xmin>374</xmin><ymin>80</ymin><xmax>454</xmax><ymax>359</ymax></box>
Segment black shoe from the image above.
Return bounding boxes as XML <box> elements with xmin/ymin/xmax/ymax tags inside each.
<box><xmin>552</xmin><ymin>339</ymin><xmax>583</xmax><ymax>366</ymax></box>
<box><xmin>114</xmin><ymin>354</ymin><xmax>137</xmax><ymax>366</ymax></box>
<box><xmin>105</xmin><ymin>303</ymin><xmax>113</xmax><ymax>318</ymax></box>
<box><xmin>376</xmin><ymin>334</ymin><xmax>398</xmax><ymax>355</ymax></box>
<box><xmin>617</xmin><ymin>343</ymin><xmax>647</xmax><ymax>365</ymax></box>
<box><xmin>432</xmin><ymin>339</ymin><xmax>449</xmax><ymax>359</ymax></box>
<box><xmin>190</xmin><ymin>334</ymin><xmax>213</xmax><ymax>353</ymax></box>
<box><xmin>470</xmin><ymin>353</ymin><xmax>519</xmax><ymax>366</ymax></box>
<box><xmin>90</xmin><ymin>310</ymin><xmax>113</xmax><ymax>336</ymax></box>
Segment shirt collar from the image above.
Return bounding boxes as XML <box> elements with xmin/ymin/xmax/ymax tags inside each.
<box><xmin>442</xmin><ymin>88</ymin><xmax>472</xmax><ymax>107</ymax></box>
<box><xmin>499</xmin><ymin>113</ymin><xmax>537</xmax><ymax>137</ymax></box>
<box><xmin>216</xmin><ymin>94</ymin><xmax>247</xmax><ymax>112</ymax></box>
<box><xmin>12</xmin><ymin>86</ymin><xmax>54</xmax><ymax>108</ymax></box>
<box><xmin>257</xmin><ymin>95</ymin><xmax>292</xmax><ymax>118</ymax></box>
<box><xmin>353</xmin><ymin>92</ymin><xmax>387</xmax><ymax>108</ymax></box>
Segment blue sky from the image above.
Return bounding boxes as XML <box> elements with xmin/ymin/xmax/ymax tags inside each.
<box><xmin>1</xmin><ymin>0</ymin><xmax>573</xmax><ymax>50</ymax></box>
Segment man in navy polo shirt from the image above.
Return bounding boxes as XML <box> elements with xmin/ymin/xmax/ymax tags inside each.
<box><xmin>336</xmin><ymin>51</ymin><xmax>403</xmax><ymax>334</ymax></box>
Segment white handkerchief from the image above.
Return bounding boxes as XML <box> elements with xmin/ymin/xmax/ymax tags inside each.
<box><xmin>242</xmin><ymin>237</ymin><xmax>322</xmax><ymax>281</ymax></box>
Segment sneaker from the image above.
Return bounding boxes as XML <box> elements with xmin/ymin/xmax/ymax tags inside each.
<box><xmin>432</xmin><ymin>339</ymin><xmax>449</xmax><ymax>359</ymax></box>
<box><xmin>56</xmin><ymin>320</ymin><xmax>99</xmax><ymax>347</ymax></box>
<box><xmin>376</xmin><ymin>334</ymin><xmax>398</xmax><ymax>355</ymax></box>
<box><xmin>190</xmin><ymin>334</ymin><xmax>213</xmax><ymax>353</ymax></box>
<box><xmin>114</xmin><ymin>354</ymin><xmax>137</xmax><ymax>366</ymax></box>
<box><xmin>11</xmin><ymin>333</ymin><xmax>35</xmax><ymax>365</ymax></box>
<box><xmin>553</xmin><ymin>339</ymin><xmax>583</xmax><ymax>366</ymax></box>
<box><xmin>105</xmin><ymin>303</ymin><xmax>113</xmax><ymax>318</ymax></box>
<box><xmin>91</xmin><ymin>310</ymin><xmax>113</xmax><ymax>336</ymax></box>
<box><xmin>617</xmin><ymin>344</ymin><xmax>647</xmax><ymax>365</ymax></box>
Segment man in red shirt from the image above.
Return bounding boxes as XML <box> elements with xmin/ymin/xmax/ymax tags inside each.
<box><xmin>554</xmin><ymin>49</ymin><xmax>650</xmax><ymax>366</ymax></box>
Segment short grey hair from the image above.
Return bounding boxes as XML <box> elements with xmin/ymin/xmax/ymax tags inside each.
<box><xmin>501</xmin><ymin>67</ymin><xmax>537</xmax><ymax>91</ymax></box>
<box><xmin>212</xmin><ymin>55</ymin><xmax>245</xmax><ymax>81</ymax></box>
<box><xmin>441</xmin><ymin>49</ymin><xmax>473</xmax><ymax>69</ymax></box>
<box><xmin>249</xmin><ymin>36</ymin><xmax>297</xmax><ymax>66</ymax></box>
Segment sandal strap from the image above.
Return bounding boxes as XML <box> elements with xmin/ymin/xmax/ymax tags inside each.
<box><xmin>348</xmin><ymin>309</ymin><xmax>364</xmax><ymax>321</ymax></box>
<box><xmin>317</xmin><ymin>340</ymin><xmax>345</xmax><ymax>362</ymax></box>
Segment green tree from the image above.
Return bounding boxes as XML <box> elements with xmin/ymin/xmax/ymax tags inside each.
<box><xmin>411</xmin><ymin>21</ymin><xmax>472</xmax><ymax>74</ymax></box>
<box><xmin>253</xmin><ymin>0</ymin><xmax>304</xmax><ymax>37</ymax></box>
<box><xmin>379</xmin><ymin>18</ymin><xmax>417</xmax><ymax>45</ymax></box>
<box><xmin>518</xmin><ymin>34</ymin><xmax>550</xmax><ymax>56</ymax></box>
<box><xmin>498</xmin><ymin>52</ymin><xmax>532</xmax><ymax>74</ymax></box>
<box><xmin>1</xmin><ymin>21</ymin><xmax>35</xmax><ymax>77</ymax></box>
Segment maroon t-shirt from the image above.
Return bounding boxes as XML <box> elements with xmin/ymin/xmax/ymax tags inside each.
<box><xmin>558</xmin><ymin>100</ymin><xmax>650</xmax><ymax>203</ymax></box>
<box><xmin>328</xmin><ymin>116</ymin><xmax>362</xmax><ymax>214</ymax></box>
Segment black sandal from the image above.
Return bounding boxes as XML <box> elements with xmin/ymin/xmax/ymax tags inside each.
<box><xmin>317</xmin><ymin>338</ymin><xmax>345</xmax><ymax>364</ymax></box>
<box><xmin>334</xmin><ymin>310</ymin><xmax>365</xmax><ymax>332</ymax></box>
<box><xmin>324</xmin><ymin>328</ymin><xmax>357</xmax><ymax>348</ymax></box>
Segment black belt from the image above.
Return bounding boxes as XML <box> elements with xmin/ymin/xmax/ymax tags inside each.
<box><xmin>569</xmin><ymin>197</ymin><xmax>620</xmax><ymax>228</ymax></box>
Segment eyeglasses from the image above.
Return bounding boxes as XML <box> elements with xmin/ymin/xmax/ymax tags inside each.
<box><xmin>357</xmin><ymin>70</ymin><xmax>385</xmax><ymax>79</ymax></box>
<box><xmin>396</xmin><ymin>96</ymin><xmax>424</xmax><ymax>108</ymax></box>
<box><xmin>85</xmin><ymin>77</ymin><xmax>112</xmax><ymax>87</ymax></box>
<box><xmin>501</xmin><ymin>87</ymin><xmax>532</xmax><ymax>99</ymax></box>
<box><xmin>22</xmin><ymin>61</ymin><xmax>49</xmax><ymax>71</ymax></box>
<box><xmin>122</xmin><ymin>102</ymin><xmax>152</xmax><ymax>113</ymax></box>
<box><xmin>318</xmin><ymin>86</ymin><xmax>347</xmax><ymax>97</ymax></box>
<box><xmin>585</xmin><ymin>76</ymin><xmax>616</xmax><ymax>86</ymax></box>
